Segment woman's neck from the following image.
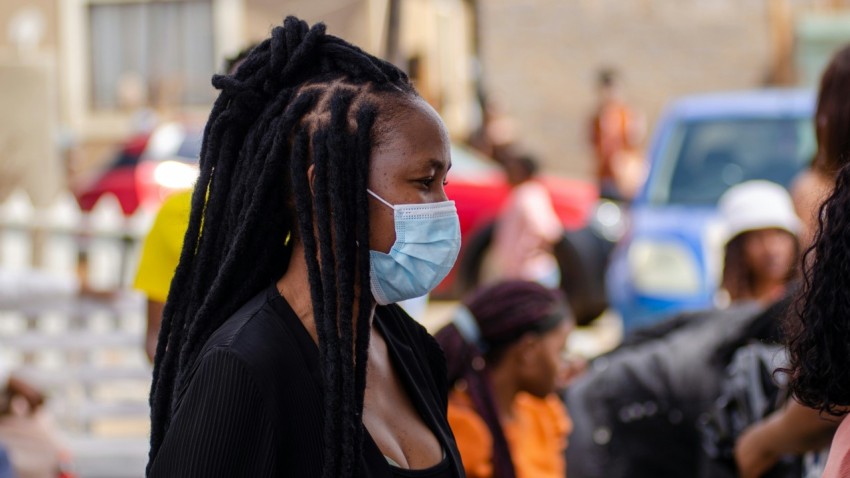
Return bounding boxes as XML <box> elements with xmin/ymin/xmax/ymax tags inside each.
<box><xmin>277</xmin><ymin>244</ymin><xmax>318</xmax><ymax>342</ymax></box>
<box><xmin>276</xmin><ymin>242</ymin><xmax>375</xmax><ymax>344</ymax></box>
<box><xmin>750</xmin><ymin>279</ymin><xmax>786</xmax><ymax>305</ymax></box>
<box><xmin>487</xmin><ymin>364</ymin><xmax>521</xmax><ymax>421</ymax></box>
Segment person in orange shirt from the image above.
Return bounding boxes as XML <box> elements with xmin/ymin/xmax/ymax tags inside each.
<box><xmin>435</xmin><ymin>280</ymin><xmax>574</xmax><ymax>478</ymax></box>
<box><xmin>588</xmin><ymin>68</ymin><xmax>646</xmax><ymax>200</ymax></box>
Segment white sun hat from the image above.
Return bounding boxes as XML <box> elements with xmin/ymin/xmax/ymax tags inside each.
<box><xmin>718</xmin><ymin>180</ymin><xmax>801</xmax><ymax>244</ymax></box>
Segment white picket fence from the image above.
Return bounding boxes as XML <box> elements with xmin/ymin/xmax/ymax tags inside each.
<box><xmin>0</xmin><ymin>189</ymin><xmax>155</xmax><ymax>477</ymax></box>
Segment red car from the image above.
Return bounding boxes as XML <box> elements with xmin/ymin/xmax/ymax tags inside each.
<box><xmin>439</xmin><ymin>145</ymin><xmax>606</xmax><ymax>324</ymax></box>
<box><xmin>75</xmin><ymin>123</ymin><xmax>203</xmax><ymax>215</ymax></box>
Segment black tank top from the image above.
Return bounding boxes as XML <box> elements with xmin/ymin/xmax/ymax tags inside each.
<box><xmin>389</xmin><ymin>456</ymin><xmax>453</xmax><ymax>478</ymax></box>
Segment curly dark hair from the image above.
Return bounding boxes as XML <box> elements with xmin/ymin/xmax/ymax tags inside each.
<box><xmin>785</xmin><ymin>162</ymin><xmax>850</xmax><ymax>415</ymax></box>
<box><xmin>147</xmin><ymin>16</ymin><xmax>416</xmax><ymax>477</ymax></box>
<box><xmin>783</xmin><ymin>44</ymin><xmax>850</xmax><ymax>416</ymax></box>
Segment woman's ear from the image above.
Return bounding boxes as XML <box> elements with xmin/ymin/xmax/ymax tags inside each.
<box><xmin>514</xmin><ymin>333</ymin><xmax>540</xmax><ymax>366</ymax></box>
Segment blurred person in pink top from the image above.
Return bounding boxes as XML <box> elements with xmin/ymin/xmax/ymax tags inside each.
<box><xmin>490</xmin><ymin>155</ymin><xmax>563</xmax><ymax>288</ymax></box>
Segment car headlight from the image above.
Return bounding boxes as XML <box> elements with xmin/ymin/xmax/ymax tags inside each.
<box><xmin>592</xmin><ymin>199</ymin><xmax>628</xmax><ymax>242</ymax></box>
<box><xmin>627</xmin><ymin>239</ymin><xmax>701</xmax><ymax>296</ymax></box>
<box><xmin>153</xmin><ymin>160</ymin><xmax>198</xmax><ymax>190</ymax></box>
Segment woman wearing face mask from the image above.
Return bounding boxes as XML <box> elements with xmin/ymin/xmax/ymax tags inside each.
<box><xmin>147</xmin><ymin>17</ymin><xmax>464</xmax><ymax>477</ymax></box>
<box><xmin>435</xmin><ymin>281</ymin><xmax>574</xmax><ymax>478</ymax></box>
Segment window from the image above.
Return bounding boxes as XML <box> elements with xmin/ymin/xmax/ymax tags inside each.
<box><xmin>649</xmin><ymin>117</ymin><xmax>815</xmax><ymax>205</ymax></box>
<box><xmin>88</xmin><ymin>1</ymin><xmax>216</xmax><ymax>110</ymax></box>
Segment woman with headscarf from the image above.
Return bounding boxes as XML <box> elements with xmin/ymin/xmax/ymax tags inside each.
<box><xmin>435</xmin><ymin>281</ymin><xmax>574</xmax><ymax>478</ymax></box>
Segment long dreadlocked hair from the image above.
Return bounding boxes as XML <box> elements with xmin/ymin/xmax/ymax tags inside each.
<box><xmin>148</xmin><ymin>17</ymin><xmax>416</xmax><ymax>477</ymax></box>
<box><xmin>434</xmin><ymin>281</ymin><xmax>570</xmax><ymax>478</ymax></box>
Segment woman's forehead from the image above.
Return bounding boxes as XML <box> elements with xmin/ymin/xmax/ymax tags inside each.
<box><xmin>372</xmin><ymin>98</ymin><xmax>450</xmax><ymax>166</ymax></box>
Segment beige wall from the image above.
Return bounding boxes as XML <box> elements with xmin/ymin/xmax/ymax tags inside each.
<box><xmin>0</xmin><ymin>1</ymin><xmax>61</xmax><ymax>128</ymax></box>
<box><xmin>245</xmin><ymin>0</ymin><xmax>380</xmax><ymax>54</ymax></box>
<box><xmin>400</xmin><ymin>0</ymin><xmax>476</xmax><ymax>140</ymax></box>
<box><xmin>0</xmin><ymin>60</ymin><xmax>62</xmax><ymax>205</ymax></box>
<box><xmin>244</xmin><ymin>0</ymin><xmax>477</xmax><ymax>139</ymax></box>
<box><xmin>0</xmin><ymin>2</ymin><xmax>62</xmax><ymax>198</ymax></box>
<box><xmin>0</xmin><ymin>0</ymin><xmax>58</xmax><ymax>52</ymax></box>
<box><xmin>480</xmin><ymin>0</ymin><xmax>778</xmax><ymax>179</ymax></box>
<box><xmin>0</xmin><ymin>0</ymin><xmax>477</xmax><ymax>185</ymax></box>
<box><xmin>2</xmin><ymin>0</ymin><xmax>846</xmax><ymax>187</ymax></box>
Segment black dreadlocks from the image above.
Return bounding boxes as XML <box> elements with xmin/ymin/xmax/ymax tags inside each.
<box><xmin>148</xmin><ymin>17</ymin><xmax>415</xmax><ymax>478</ymax></box>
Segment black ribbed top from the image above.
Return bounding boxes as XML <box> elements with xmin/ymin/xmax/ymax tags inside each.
<box><xmin>148</xmin><ymin>284</ymin><xmax>463</xmax><ymax>477</ymax></box>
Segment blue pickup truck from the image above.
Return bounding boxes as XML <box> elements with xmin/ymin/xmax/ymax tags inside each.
<box><xmin>606</xmin><ymin>89</ymin><xmax>815</xmax><ymax>331</ymax></box>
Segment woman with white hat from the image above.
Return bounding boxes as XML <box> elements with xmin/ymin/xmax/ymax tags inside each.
<box><xmin>717</xmin><ymin>180</ymin><xmax>800</xmax><ymax>305</ymax></box>
<box><xmin>563</xmin><ymin>181</ymin><xmax>801</xmax><ymax>478</ymax></box>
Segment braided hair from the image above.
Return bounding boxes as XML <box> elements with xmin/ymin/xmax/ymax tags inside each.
<box><xmin>434</xmin><ymin>280</ymin><xmax>570</xmax><ymax>478</ymax></box>
<box><xmin>148</xmin><ymin>17</ymin><xmax>416</xmax><ymax>477</ymax></box>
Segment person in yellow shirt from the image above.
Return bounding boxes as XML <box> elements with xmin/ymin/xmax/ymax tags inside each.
<box><xmin>133</xmin><ymin>46</ymin><xmax>256</xmax><ymax>362</ymax></box>
<box><xmin>134</xmin><ymin>190</ymin><xmax>191</xmax><ymax>362</ymax></box>
<box><xmin>434</xmin><ymin>280</ymin><xmax>574</xmax><ymax>478</ymax></box>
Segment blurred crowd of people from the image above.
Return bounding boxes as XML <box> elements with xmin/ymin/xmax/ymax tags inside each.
<box><xmin>565</xmin><ymin>44</ymin><xmax>850</xmax><ymax>478</ymax></box>
<box><xmin>4</xmin><ymin>12</ymin><xmax>850</xmax><ymax>478</ymax></box>
<box><xmin>134</xmin><ymin>30</ymin><xmax>850</xmax><ymax>478</ymax></box>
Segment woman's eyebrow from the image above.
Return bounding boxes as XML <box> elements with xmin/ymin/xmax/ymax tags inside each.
<box><xmin>425</xmin><ymin>158</ymin><xmax>451</xmax><ymax>172</ymax></box>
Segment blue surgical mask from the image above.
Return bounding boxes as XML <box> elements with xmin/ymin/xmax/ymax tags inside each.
<box><xmin>367</xmin><ymin>189</ymin><xmax>461</xmax><ymax>305</ymax></box>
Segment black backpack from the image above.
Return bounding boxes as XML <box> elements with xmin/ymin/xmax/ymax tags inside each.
<box><xmin>699</xmin><ymin>343</ymin><xmax>828</xmax><ymax>478</ymax></box>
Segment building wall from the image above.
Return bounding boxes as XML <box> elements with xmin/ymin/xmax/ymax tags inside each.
<box><xmin>0</xmin><ymin>0</ymin><xmax>58</xmax><ymax>53</ymax></box>
<box><xmin>244</xmin><ymin>0</ymin><xmax>477</xmax><ymax>139</ymax></box>
<box><xmin>0</xmin><ymin>0</ymin><xmax>476</xmax><ymax>180</ymax></box>
<box><xmin>478</xmin><ymin>0</ymin><xmax>779</xmax><ymax>179</ymax></box>
<box><xmin>399</xmin><ymin>0</ymin><xmax>476</xmax><ymax>139</ymax></box>
<box><xmin>0</xmin><ymin>2</ymin><xmax>61</xmax><ymax>202</ymax></box>
<box><xmin>245</xmin><ymin>0</ymin><xmax>377</xmax><ymax>52</ymax></box>
<box><xmin>5</xmin><ymin>0</ymin><xmax>802</xmax><ymax>186</ymax></box>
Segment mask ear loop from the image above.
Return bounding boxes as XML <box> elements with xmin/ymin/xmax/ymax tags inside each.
<box><xmin>454</xmin><ymin>306</ymin><xmax>488</xmax><ymax>354</ymax></box>
<box><xmin>367</xmin><ymin>189</ymin><xmax>396</xmax><ymax>210</ymax></box>
<box><xmin>454</xmin><ymin>306</ymin><xmax>488</xmax><ymax>372</ymax></box>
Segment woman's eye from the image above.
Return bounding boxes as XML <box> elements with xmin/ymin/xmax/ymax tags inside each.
<box><xmin>417</xmin><ymin>176</ymin><xmax>447</xmax><ymax>189</ymax></box>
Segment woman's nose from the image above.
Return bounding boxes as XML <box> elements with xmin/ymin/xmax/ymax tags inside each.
<box><xmin>435</xmin><ymin>184</ymin><xmax>450</xmax><ymax>202</ymax></box>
